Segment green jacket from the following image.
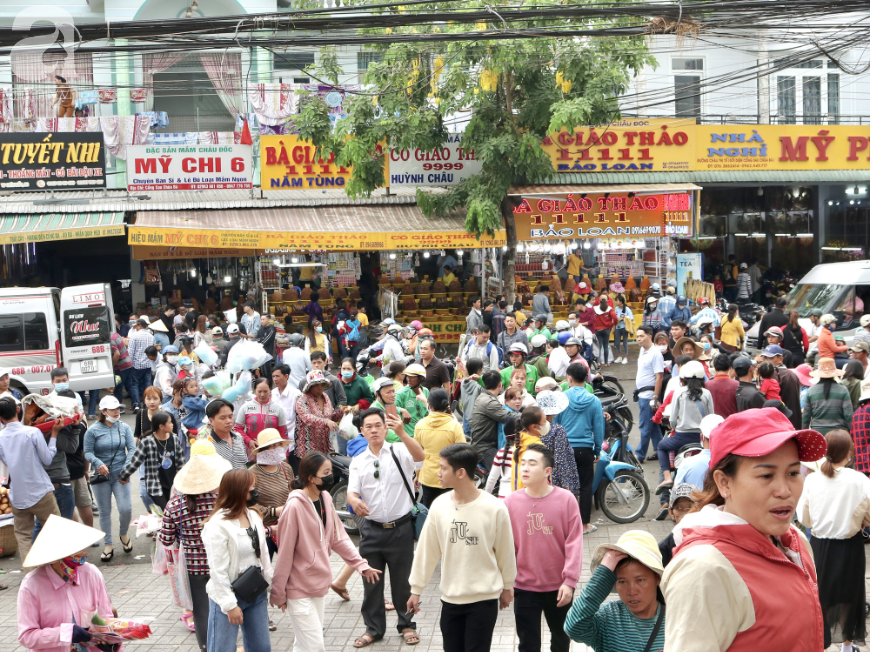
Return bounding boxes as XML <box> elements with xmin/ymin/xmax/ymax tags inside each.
<box><xmin>341</xmin><ymin>376</ymin><xmax>375</xmax><ymax>408</ymax></box>
<box><xmin>528</xmin><ymin>355</ymin><xmax>551</xmax><ymax>383</ymax></box>
<box><xmin>370</xmin><ymin>399</ymin><xmax>408</xmax><ymax>442</ymax></box>
<box><xmin>500</xmin><ymin>364</ymin><xmax>539</xmax><ymax>396</ymax></box>
<box><xmin>395</xmin><ymin>385</ymin><xmax>430</xmax><ymax>437</ymax></box>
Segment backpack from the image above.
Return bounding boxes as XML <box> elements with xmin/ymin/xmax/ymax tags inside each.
<box><xmin>465</xmin><ymin>340</ymin><xmax>504</xmax><ymax>368</ymax></box>
<box><xmin>346</xmin><ymin>319</ymin><xmax>361</xmax><ymax>343</ymax></box>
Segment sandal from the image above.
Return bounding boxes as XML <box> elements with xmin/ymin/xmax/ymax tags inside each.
<box><xmin>402</xmin><ymin>629</ymin><xmax>420</xmax><ymax>645</ymax></box>
<box><xmin>330</xmin><ymin>583</ymin><xmax>351</xmax><ymax>601</ymax></box>
<box><xmin>385</xmin><ymin>600</ymin><xmax>395</xmax><ymax>611</ymax></box>
<box><xmin>268</xmin><ymin>619</ymin><xmax>277</xmax><ymax>632</ymax></box>
<box><xmin>120</xmin><ymin>535</ymin><xmax>133</xmax><ymax>553</ymax></box>
<box><xmin>584</xmin><ymin>525</ymin><xmax>598</xmax><ymax>534</ymax></box>
<box><xmin>180</xmin><ymin>613</ymin><xmax>195</xmax><ymax>632</ymax></box>
<box><xmin>101</xmin><ymin>548</ymin><xmax>114</xmax><ymax>562</ymax></box>
<box><xmin>0</xmin><ymin>583</ymin><xmax>7</xmax><ymax>590</ymax></box>
<box><xmin>353</xmin><ymin>633</ymin><xmax>377</xmax><ymax>648</ymax></box>
<box><xmin>655</xmin><ymin>480</ymin><xmax>673</xmax><ymax>495</ymax></box>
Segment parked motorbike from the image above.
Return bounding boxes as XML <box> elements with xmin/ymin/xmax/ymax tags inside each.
<box><xmin>329</xmin><ymin>452</ymin><xmax>359</xmax><ymax>535</ymax></box>
<box><xmin>592</xmin><ymin>395</ymin><xmax>650</xmax><ymax>523</ymax></box>
<box><xmin>592</xmin><ymin>375</ymin><xmax>633</xmax><ymax>429</ymax></box>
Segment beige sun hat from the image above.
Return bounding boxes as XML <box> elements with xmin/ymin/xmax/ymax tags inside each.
<box><xmin>810</xmin><ymin>357</ymin><xmax>844</xmax><ymax>379</ymax></box>
<box><xmin>254</xmin><ymin>428</ymin><xmax>290</xmax><ymax>452</ymax></box>
<box><xmin>149</xmin><ymin>320</ymin><xmax>169</xmax><ymax>333</ymax></box>
<box><xmin>591</xmin><ymin>530</ymin><xmax>665</xmax><ymax>576</ymax></box>
<box><xmin>23</xmin><ymin>515</ymin><xmax>104</xmax><ymax>568</ymax></box>
<box><xmin>174</xmin><ymin>450</ymin><xmax>232</xmax><ymax>494</ymax></box>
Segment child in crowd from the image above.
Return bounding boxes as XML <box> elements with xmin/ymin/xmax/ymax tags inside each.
<box><xmin>657</xmin><ymin>483</ymin><xmax>696</xmax><ymax>566</ymax></box>
<box><xmin>757</xmin><ymin>361</ymin><xmax>781</xmax><ymax>401</ymax></box>
<box><xmin>180</xmin><ymin>377</ymin><xmax>208</xmax><ymax>439</ymax></box>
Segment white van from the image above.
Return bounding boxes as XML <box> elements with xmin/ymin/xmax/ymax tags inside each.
<box><xmin>745</xmin><ymin>261</ymin><xmax>870</xmax><ymax>353</ymax></box>
<box><xmin>0</xmin><ymin>284</ymin><xmax>115</xmax><ymax>396</ymax></box>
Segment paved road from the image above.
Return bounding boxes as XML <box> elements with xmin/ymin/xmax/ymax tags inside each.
<box><xmin>0</xmin><ymin>360</ymin><xmax>857</xmax><ymax>651</ymax></box>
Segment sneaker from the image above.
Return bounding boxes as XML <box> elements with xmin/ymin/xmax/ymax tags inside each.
<box><xmin>614</xmin><ymin>357</ymin><xmax>622</xmax><ymax>364</ymax></box>
<box><xmin>119</xmin><ymin>406</ymin><xmax>126</xmax><ymax>415</ymax></box>
<box><xmin>133</xmin><ymin>404</ymin><xmax>140</xmax><ymax>413</ymax></box>
<box><xmin>622</xmin><ymin>357</ymin><xmax>628</xmax><ymax>364</ymax></box>
<box><xmin>91</xmin><ymin>502</ymin><xmax>99</xmax><ymax>515</ymax></box>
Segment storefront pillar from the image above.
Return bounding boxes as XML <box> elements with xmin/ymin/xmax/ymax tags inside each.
<box><xmin>813</xmin><ymin>185</ymin><xmax>830</xmax><ymax>266</ymax></box>
<box><xmin>130</xmin><ymin>251</ymin><xmax>145</xmax><ymax>308</ymax></box>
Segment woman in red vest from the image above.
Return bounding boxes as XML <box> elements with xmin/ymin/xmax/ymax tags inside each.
<box><xmin>661</xmin><ymin>408</ymin><xmax>827</xmax><ymax>652</ymax></box>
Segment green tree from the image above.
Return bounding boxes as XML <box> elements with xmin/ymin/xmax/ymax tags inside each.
<box><xmin>297</xmin><ymin>7</ymin><xmax>655</xmax><ymax>301</ymax></box>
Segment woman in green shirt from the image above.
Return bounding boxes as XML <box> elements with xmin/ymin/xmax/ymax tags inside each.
<box><xmin>565</xmin><ymin>530</ymin><xmax>665</xmax><ymax>652</ymax></box>
<box><xmin>339</xmin><ymin>357</ymin><xmax>375</xmax><ymax>411</ymax></box>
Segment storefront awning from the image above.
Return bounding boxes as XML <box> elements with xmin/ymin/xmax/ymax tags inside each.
<box><xmin>0</xmin><ymin>212</ymin><xmax>125</xmax><ymax>245</ymax></box>
<box><xmin>130</xmin><ymin>205</ymin><xmax>505</xmax><ymax>251</ymax></box>
<box><xmin>509</xmin><ymin>183</ymin><xmax>702</xmax><ymax>195</ymax></box>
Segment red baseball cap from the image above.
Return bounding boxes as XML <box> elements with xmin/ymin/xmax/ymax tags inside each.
<box><xmin>709</xmin><ymin>409</ymin><xmax>826</xmax><ymax>468</ymax></box>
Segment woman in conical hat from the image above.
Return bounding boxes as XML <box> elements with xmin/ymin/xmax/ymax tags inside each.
<box><xmin>17</xmin><ymin>515</ymin><xmax>114</xmax><ymax>652</ymax></box>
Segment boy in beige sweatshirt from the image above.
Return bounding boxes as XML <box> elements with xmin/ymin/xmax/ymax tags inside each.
<box><xmin>407</xmin><ymin>443</ymin><xmax>517</xmax><ymax>652</ymax></box>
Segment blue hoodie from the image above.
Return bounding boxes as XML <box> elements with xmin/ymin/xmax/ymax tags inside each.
<box><xmin>181</xmin><ymin>395</ymin><xmax>208</xmax><ymax>431</ymax></box>
<box><xmin>553</xmin><ymin>386</ymin><xmax>605</xmax><ymax>453</ymax></box>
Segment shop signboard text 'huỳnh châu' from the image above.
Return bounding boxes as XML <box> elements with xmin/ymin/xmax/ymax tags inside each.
<box><xmin>513</xmin><ymin>193</ymin><xmax>693</xmax><ymax>239</ymax></box>
<box><xmin>0</xmin><ymin>133</ymin><xmax>105</xmax><ymax>190</ymax></box>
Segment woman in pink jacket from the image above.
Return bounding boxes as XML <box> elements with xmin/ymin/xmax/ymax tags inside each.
<box><xmin>592</xmin><ymin>295</ymin><xmax>619</xmax><ymax>367</ymax></box>
<box><xmin>269</xmin><ymin>451</ymin><xmax>381</xmax><ymax>651</ymax></box>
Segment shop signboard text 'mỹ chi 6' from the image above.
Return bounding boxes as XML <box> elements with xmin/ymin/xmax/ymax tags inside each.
<box><xmin>127</xmin><ymin>144</ymin><xmax>252</xmax><ymax>191</ymax></box>
<box><xmin>0</xmin><ymin>132</ymin><xmax>105</xmax><ymax>190</ymax></box>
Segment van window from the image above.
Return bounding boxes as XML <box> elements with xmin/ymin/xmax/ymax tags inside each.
<box><xmin>785</xmin><ymin>283</ymin><xmax>847</xmax><ymax>318</ymax></box>
<box><xmin>0</xmin><ymin>312</ymin><xmax>49</xmax><ymax>352</ymax></box>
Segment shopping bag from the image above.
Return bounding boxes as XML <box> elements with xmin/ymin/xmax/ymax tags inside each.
<box><xmin>166</xmin><ymin>545</ymin><xmax>193</xmax><ymax>610</ymax></box>
<box><xmin>338</xmin><ymin>411</ymin><xmax>358</xmax><ymax>441</ymax></box>
<box><xmin>194</xmin><ymin>342</ymin><xmax>218</xmax><ymax>366</ymax></box>
<box><xmin>151</xmin><ymin>540</ymin><xmax>168</xmax><ymax>576</ymax></box>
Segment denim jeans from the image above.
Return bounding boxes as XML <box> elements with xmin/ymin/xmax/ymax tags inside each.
<box><xmin>657</xmin><ymin>431</ymin><xmax>702</xmax><ymax>472</ymax></box>
<box><xmin>613</xmin><ymin>327</ymin><xmax>629</xmax><ymax>357</ymax></box>
<box><xmin>635</xmin><ymin>397</ymin><xmax>663</xmax><ymax>461</ymax></box>
<box><xmin>129</xmin><ymin>367</ymin><xmax>153</xmax><ymax>406</ymax></box>
<box><xmin>206</xmin><ymin>590</ymin><xmax>271</xmax><ymax>652</ymax></box>
<box><xmin>596</xmin><ymin>329</ymin><xmax>612</xmax><ymax>364</ymax></box>
<box><xmin>91</xmin><ymin>474</ymin><xmax>132</xmax><ymax>546</ymax></box>
<box><xmin>33</xmin><ymin>484</ymin><xmax>75</xmax><ymax>539</ymax></box>
<box><xmin>78</xmin><ymin>391</ymin><xmax>99</xmax><ymax>417</ymax></box>
<box><xmin>114</xmin><ymin>367</ymin><xmax>135</xmax><ymax>404</ymax></box>
<box><xmin>138</xmin><ymin>464</ymin><xmax>155</xmax><ymax>513</ymax></box>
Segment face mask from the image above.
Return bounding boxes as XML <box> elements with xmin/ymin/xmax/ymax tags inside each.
<box><xmin>341</xmin><ymin>370</ymin><xmax>354</xmax><ymax>380</ymax></box>
<box><xmin>538</xmin><ymin>420</ymin><xmax>551</xmax><ymax>436</ymax></box>
<box><xmin>64</xmin><ymin>554</ymin><xmax>87</xmax><ymax>566</ymax></box>
<box><xmin>246</xmin><ymin>488</ymin><xmax>260</xmax><ymax>507</ymax></box>
<box><xmin>316</xmin><ymin>327</ymin><xmax>323</xmax><ymax>333</ymax></box>
<box><xmin>256</xmin><ymin>448</ymin><xmax>286</xmax><ymax>466</ymax></box>
<box><xmin>105</xmin><ymin>415</ymin><xmax>119</xmax><ymax>424</ymax></box>
<box><xmin>54</xmin><ymin>382</ymin><xmax>69</xmax><ymax>392</ymax></box>
<box><xmin>316</xmin><ymin>474</ymin><xmax>335</xmax><ymax>492</ymax></box>
<box><xmin>658</xmin><ymin>345</ymin><xmax>669</xmax><ymax>353</ymax></box>
<box><xmin>703</xmin><ymin>342</ymin><xmax>711</xmax><ymax>352</ymax></box>
<box><xmin>166</xmin><ymin>355</ymin><xmax>178</xmax><ymax>364</ymax></box>
<box><xmin>568</xmin><ymin>320</ymin><xmax>577</xmax><ymax>327</ymax></box>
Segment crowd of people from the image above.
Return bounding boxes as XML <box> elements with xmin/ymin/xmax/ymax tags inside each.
<box><xmin>6</xmin><ymin>283</ymin><xmax>870</xmax><ymax>652</ymax></box>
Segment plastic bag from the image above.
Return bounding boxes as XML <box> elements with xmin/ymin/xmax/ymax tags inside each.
<box><xmin>194</xmin><ymin>342</ymin><xmax>218</xmax><ymax>366</ymax></box>
<box><xmin>166</xmin><ymin>545</ymin><xmax>193</xmax><ymax>610</ymax></box>
<box><xmin>152</xmin><ymin>540</ymin><xmax>168</xmax><ymax>575</ymax></box>
<box><xmin>226</xmin><ymin>340</ymin><xmax>271</xmax><ymax>374</ymax></box>
<box><xmin>136</xmin><ymin>512</ymin><xmax>163</xmax><ymax>538</ymax></box>
<box><xmin>202</xmin><ymin>370</ymin><xmax>232</xmax><ymax>397</ymax></box>
<box><xmin>338</xmin><ymin>411</ymin><xmax>358</xmax><ymax>441</ymax></box>
<box><xmin>222</xmin><ymin>372</ymin><xmax>251</xmax><ymax>404</ymax></box>
<box><xmin>223</xmin><ymin>307</ymin><xmax>237</xmax><ymax>323</ymax></box>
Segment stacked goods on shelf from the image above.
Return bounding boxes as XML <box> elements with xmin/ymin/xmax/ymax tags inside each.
<box><xmin>684</xmin><ymin>278</ymin><xmax>716</xmax><ymax>305</ymax></box>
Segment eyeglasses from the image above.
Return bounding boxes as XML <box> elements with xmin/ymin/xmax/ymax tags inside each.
<box><xmin>373</xmin><ymin>460</ymin><xmax>380</xmax><ymax>480</ymax></box>
<box><xmin>245</xmin><ymin>526</ymin><xmax>261</xmax><ymax>558</ymax></box>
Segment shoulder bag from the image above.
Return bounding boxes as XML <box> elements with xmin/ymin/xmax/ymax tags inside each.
<box><xmin>230</xmin><ymin>520</ymin><xmax>269</xmax><ymax>604</ymax></box>
<box><xmin>642</xmin><ymin>603</ymin><xmax>665</xmax><ymax>652</ymax></box>
<box><xmin>388</xmin><ymin>444</ymin><xmax>428</xmax><ymax>541</ymax></box>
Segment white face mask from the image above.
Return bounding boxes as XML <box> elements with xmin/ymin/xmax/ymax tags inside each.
<box><xmin>539</xmin><ymin>420</ymin><xmax>551</xmax><ymax>436</ymax></box>
<box><xmin>568</xmin><ymin>320</ymin><xmax>577</xmax><ymax>327</ymax></box>
<box><xmin>105</xmin><ymin>415</ymin><xmax>119</xmax><ymax>424</ymax></box>
<box><xmin>166</xmin><ymin>355</ymin><xmax>178</xmax><ymax>364</ymax></box>
<box><xmin>658</xmin><ymin>345</ymin><xmax>669</xmax><ymax>353</ymax></box>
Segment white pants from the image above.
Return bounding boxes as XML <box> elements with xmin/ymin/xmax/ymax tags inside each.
<box><xmin>287</xmin><ymin>596</ymin><xmax>326</xmax><ymax>652</ymax></box>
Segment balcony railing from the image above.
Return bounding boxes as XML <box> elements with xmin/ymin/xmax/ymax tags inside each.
<box><xmin>622</xmin><ymin>113</ymin><xmax>870</xmax><ymax>125</ymax></box>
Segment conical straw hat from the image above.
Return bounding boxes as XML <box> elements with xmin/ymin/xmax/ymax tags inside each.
<box><xmin>23</xmin><ymin>515</ymin><xmax>105</xmax><ymax>568</ymax></box>
<box><xmin>174</xmin><ymin>452</ymin><xmax>232</xmax><ymax>495</ymax></box>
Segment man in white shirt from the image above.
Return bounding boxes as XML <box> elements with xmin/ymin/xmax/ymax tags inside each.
<box><xmin>271</xmin><ymin>364</ymin><xmax>302</xmax><ymax>473</ymax></box>
<box><xmin>281</xmin><ymin>333</ymin><xmax>313</xmax><ymax>388</ymax></box>
<box><xmin>567</xmin><ymin>310</ymin><xmax>594</xmax><ymax>348</ymax></box>
<box><xmin>634</xmin><ymin>325</ymin><xmax>664</xmax><ymax>463</ymax></box>
<box><xmin>461</xmin><ymin>325</ymin><xmax>500</xmax><ymax>373</ymax></box>
<box><xmin>348</xmin><ymin>408</ymin><xmax>425</xmax><ymax>647</ymax></box>
<box><xmin>547</xmin><ymin>339</ymin><xmax>571</xmax><ymax>380</ymax></box>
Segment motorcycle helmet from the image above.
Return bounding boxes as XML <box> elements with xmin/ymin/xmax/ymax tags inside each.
<box><xmin>530</xmin><ymin>334</ymin><xmax>548</xmax><ymax>349</ymax></box>
<box><xmin>409</xmin><ymin>320</ymin><xmax>423</xmax><ymax>331</ymax></box>
<box><xmin>288</xmin><ymin>333</ymin><xmax>304</xmax><ymax>347</ymax></box>
<box><xmin>387</xmin><ymin>324</ymin><xmax>403</xmax><ymax>338</ymax></box>
<box><xmin>508</xmin><ymin>342</ymin><xmax>528</xmax><ymax>356</ymax></box>
<box><xmin>372</xmin><ymin>376</ymin><xmax>394</xmax><ymax>393</ymax></box>
<box><xmin>418</xmin><ymin>328</ymin><xmax>434</xmax><ymax>338</ymax></box>
<box><xmin>162</xmin><ymin>345</ymin><xmax>179</xmax><ymax>355</ymax></box>
<box><xmin>404</xmin><ymin>364</ymin><xmax>426</xmax><ymax>378</ymax></box>
<box><xmin>557</xmin><ymin>331</ymin><xmax>572</xmax><ymax>345</ymax></box>
<box><xmin>564</xmin><ymin>337</ymin><xmax>582</xmax><ymax>348</ymax></box>
<box><xmin>555</xmin><ymin>320</ymin><xmax>570</xmax><ymax>332</ymax></box>
<box><xmin>382</xmin><ymin>318</ymin><xmax>396</xmax><ymax>327</ymax></box>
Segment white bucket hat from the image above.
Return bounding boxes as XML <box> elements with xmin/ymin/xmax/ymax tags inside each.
<box><xmin>591</xmin><ymin>530</ymin><xmax>665</xmax><ymax>576</ymax></box>
<box><xmin>23</xmin><ymin>515</ymin><xmax>104</xmax><ymax>568</ymax></box>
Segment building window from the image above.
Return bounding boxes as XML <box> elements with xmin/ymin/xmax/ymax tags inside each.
<box><xmin>672</xmin><ymin>58</ymin><xmax>703</xmax><ymax>71</ymax></box>
<box><xmin>358</xmin><ymin>52</ymin><xmax>383</xmax><ymax>75</ymax></box>
<box><xmin>777</xmin><ymin>76</ymin><xmax>796</xmax><ymax>124</ymax></box>
<box><xmin>152</xmin><ymin>55</ymin><xmax>235</xmax><ymax>132</ymax></box>
<box><xmin>674</xmin><ymin>76</ymin><xmax>701</xmax><ymax>118</ymax></box>
<box><xmin>281</xmin><ymin>53</ymin><xmax>315</xmax><ymax>70</ymax></box>
<box><xmin>12</xmin><ymin>51</ymin><xmax>94</xmax><ymax>118</ymax></box>
<box><xmin>828</xmin><ymin>74</ymin><xmax>840</xmax><ymax>124</ymax></box>
<box><xmin>803</xmin><ymin>77</ymin><xmax>822</xmax><ymax>125</ymax></box>
<box><xmin>795</xmin><ymin>59</ymin><xmax>824</xmax><ymax>69</ymax></box>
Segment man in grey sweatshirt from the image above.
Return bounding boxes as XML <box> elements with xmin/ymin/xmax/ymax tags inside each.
<box><xmin>469</xmin><ymin>371</ymin><xmax>515</xmax><ymax>471</ymax></box>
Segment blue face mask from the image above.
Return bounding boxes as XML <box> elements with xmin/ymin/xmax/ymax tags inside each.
<box><xmin>316</xmin><ymin>327</ymin><xmax>323</xmax><ymax>333</ymax></box>
<box><xmin>341</xmin><ymin>370</ymin><xmax>354</xmax><ymax>379</ymax></box>
<box><xmin>54</xmin><ymin>382</ymin><xmax>69</xmax><ymax>392</ymax></box>
<box><xmin>703</xmin><ymin>342</ymin><xmax>711</xmax><ymax>352</ymax></box>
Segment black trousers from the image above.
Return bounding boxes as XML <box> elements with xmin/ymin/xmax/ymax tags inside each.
<box><xmin>148</xmin><ymin>493</ymin><xmax>168</xmax><ymax>510</ymax></box>
<box><xmin>573</xmin><ymin>447</ymin><xmax>595</xmax><ymax>526</ymax></box>
<box><xmin>359</xmin><ymin>517</ymin><xmax>416</xmax><ymax>639</ymax></box>
<box><xmin>188</xmin><ymin>573</ymin><xmax>210</xmax><ymax>651</ymax></box>
<box><xmin>287</xmin><ymin>450</ymin><xmax>301</xmax><ymax>476</ymax></box>
<box><xmin>514</xmin><ymin>588</ymin><xmax>572</xmax><ymax>652</ymax></box>
<box><xmin>440</xmin><ymin>599</ymin><xmax>499</xmax><ymax>652</ymax></box>
<box><xmin>420</xmin><ymin>485</ymin><xmax>451</xmax><ymax>508</ymax></box>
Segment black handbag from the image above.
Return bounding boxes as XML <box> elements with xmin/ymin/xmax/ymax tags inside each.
<box><xmin>230</xmin><ymin>524</ymin><xmax>269</xmax><ymax>604</ymax></box>
<box><xmin>89</xmin><ymin>426</ymin><xmax>122</xmax><ymax>485</ymax></box>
